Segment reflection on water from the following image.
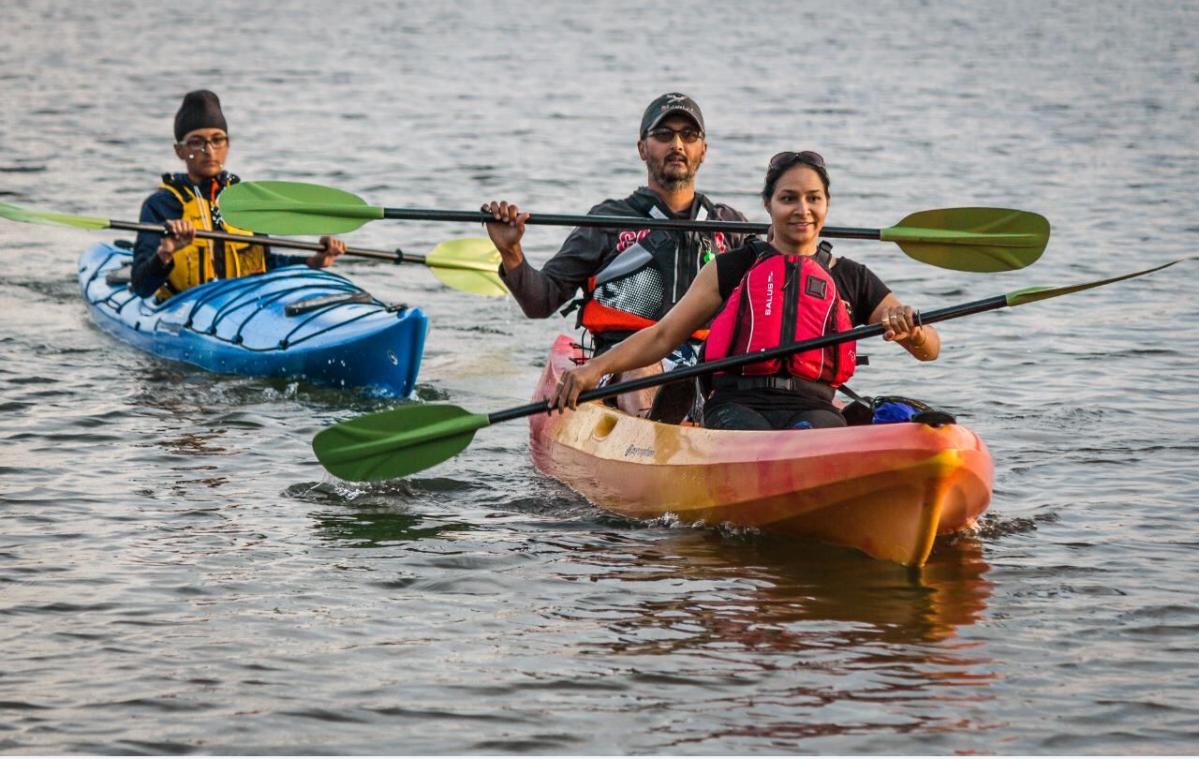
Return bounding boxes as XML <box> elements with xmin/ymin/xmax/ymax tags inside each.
<box><xmin>574</xmin><ymin>530</ymin><xmax>992</xmax><ymax>649</ymax></box>
<box><xmin>158</xmin><ymin>432</ymin><xmax>228</xmax><ymax>456</ymax></box>
<box><xmin>310</xmin><ymin>506</ymin><xmax>472</xmax><ymax>548</ymax></box>
<box><xmin>551</xmin><ymin>530</ymin><xmax>996</xmax><ymax>748</ymax></box>
<box><xmin>3</xmin><ymin>0</ymin><xmax>1197</xmax><ymax>752</ymax></box>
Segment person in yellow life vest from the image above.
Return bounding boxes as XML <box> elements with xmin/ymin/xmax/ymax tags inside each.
<box><xmin>131</xmin><ymin>89</ymin><xmax>345</xmax><ymax>300</ymax></box>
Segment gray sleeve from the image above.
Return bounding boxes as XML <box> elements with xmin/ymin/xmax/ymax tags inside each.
<box><xmin>497</xmin><ymin>224</ymin><xmax>611</xmax><ymax>318</ymax></box>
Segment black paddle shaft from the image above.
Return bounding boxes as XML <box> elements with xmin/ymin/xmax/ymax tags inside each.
<box><xmin>487</xmin><ymin>294</ymin><xmax>1009</xmax><ymax>425</ymax></box>
<box><xmin>382</xmin><ymin>207</ymin><xmax>881</xmax><ymax>239</ymax></box>
<box><xmin>106</xmin><ymin>219</ymin><xmax>410</xmax><ymax>263</ymax></box>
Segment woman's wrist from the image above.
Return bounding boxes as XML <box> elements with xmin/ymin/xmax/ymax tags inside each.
<box><xmin>586</xmin><ymin>354</ymin><xmax>615</xmax><ymax>381</ymax></box>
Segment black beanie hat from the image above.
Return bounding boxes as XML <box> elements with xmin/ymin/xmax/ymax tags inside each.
<box><xmin>174</xmin><ymin>90</ymin><xmax>227</xmax><ymax>142</ymax></box>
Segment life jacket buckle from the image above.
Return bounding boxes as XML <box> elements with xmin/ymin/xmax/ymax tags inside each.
<box><xmin>559</xmin><ymin>298</ymin><xmax>582</xmax><ymax>319</ymax></box>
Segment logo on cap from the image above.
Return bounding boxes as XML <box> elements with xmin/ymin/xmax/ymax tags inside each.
<box><xmin>641</xmin><ymin>92</ymin><xmax>705</xmax><ymax>136</ymax></box>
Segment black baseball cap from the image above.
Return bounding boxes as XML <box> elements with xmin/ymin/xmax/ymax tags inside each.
<box><xmin>639</xmin><ymin>92</ymin><xmax>705</xmax><ymax>137</ymax></box>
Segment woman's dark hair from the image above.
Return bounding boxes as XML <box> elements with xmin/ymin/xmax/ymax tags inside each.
<box><xmin>761</xmin><ymin>150</ymin><xmax>830</xmax><ymax>203</ymax></box>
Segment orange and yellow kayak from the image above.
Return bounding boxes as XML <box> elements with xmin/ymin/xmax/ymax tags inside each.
<box><xmin>529</xmin><ymin>335</ymin><xmax>993</xmax><ymax>567</ymax></box>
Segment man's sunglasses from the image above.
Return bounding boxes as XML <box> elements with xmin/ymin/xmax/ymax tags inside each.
<box><xmin>645</xmin><ymin>127</ymin><xmax>704</xmax><ymax>144</ymax></box>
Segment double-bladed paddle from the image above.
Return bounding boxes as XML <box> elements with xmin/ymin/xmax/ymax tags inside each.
<box><xmin>312</xmin><ymin>258</ymin><xmax>1185</xmax><ymax>482</ymax></box>
<box><xmin>0</xmin><ymin>201</ymin><xmax>508</xmax><ymax>297</ymax></box>
<box><xmin>219</xmin><ymin>180</ymin><xmax>1050</xmax><ymax>274</ymax></box>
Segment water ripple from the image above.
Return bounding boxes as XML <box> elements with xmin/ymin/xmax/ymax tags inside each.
<box><xmin>1</xmin><ymin>0</ymin><xmax>1197</xmax><ymax>754</ymax></box>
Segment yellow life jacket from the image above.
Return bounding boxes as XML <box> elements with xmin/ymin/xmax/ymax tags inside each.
<box><xmin>155</xmin><ymin>174</ymin><xmax>267</xmax><ymax>301</ymax></box>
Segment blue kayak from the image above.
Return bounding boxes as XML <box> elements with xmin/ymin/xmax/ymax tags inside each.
<box><xmin>78</xmin><ymin>241</ymin><xmax>428</xmax><ymax>396</ymax></box>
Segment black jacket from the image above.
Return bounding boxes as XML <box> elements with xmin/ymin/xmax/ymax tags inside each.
<box><xmin>497</xmin><ymin>186</ymin><xmax>748</xmax><ymax>319</ymax></box>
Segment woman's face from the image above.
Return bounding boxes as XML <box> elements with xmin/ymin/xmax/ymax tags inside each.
<box><xmin>765</xmin><ymin>164</ymin><xmax>828</xmax><ymax>254</ymax></box>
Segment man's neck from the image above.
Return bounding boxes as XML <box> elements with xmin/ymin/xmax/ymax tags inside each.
<box><xmin>645</xmin><ymin>181</ymin><xmax>696</xmax><ymax>216</ymax></box>
<box><xmin>187</xmin><ymin>172</ymin><xmax>221</xmax><ymax>187</ymax></box>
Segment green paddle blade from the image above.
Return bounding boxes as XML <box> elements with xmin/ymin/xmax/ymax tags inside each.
<box><xmin>219</xmin><ymin>180</ymin><xmax>382</xmax><ymax>235</ymax></box>
<box><xmin>313</xmin><ymin>403</ymin><xmax>491</xmax><ymax>481</ymax></box>
<box><xmin>425</xmin><ymin>238</ymin><xmax>508</xmax><ymax>297</ymax></box>
<box><xmin>0</xmin><ymin>202</ymin><xmax>111</xmax><ymax>230</ymax></box>
<box><xmin>1006</xmin><ymin>258</ymin><xmax>1183</xmax><ymax>307</ymax></box>
<box><xmin>882</xmin><ymin>208</ymin><xmax>1049</xmax><ymax>272</ymax></box>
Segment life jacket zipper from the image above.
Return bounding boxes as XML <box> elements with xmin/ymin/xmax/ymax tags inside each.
<box><xmin>190</xmin><ymin>184</ymin><xmax>212</xmax><ymax>285</ymax></box>
<box><xmin>779</xmin><ymin>255</ymin><xmax>802</xmax><ymax>375</ymax></box>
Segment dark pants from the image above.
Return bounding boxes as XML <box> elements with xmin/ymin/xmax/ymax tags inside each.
<box><xmin>703</xmin><ymin>401</ymin><xmax>847</xmax><ymax>431</ymax></box>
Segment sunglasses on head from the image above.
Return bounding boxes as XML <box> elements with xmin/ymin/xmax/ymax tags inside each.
<box><xmin>768</xmin><ymin>150</ymin><xmax>826</xmax><ymax>169</ymax></box>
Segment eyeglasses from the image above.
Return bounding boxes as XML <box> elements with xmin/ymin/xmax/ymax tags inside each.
<box><xmin>180</xmin><ymin>135</ymin><xmax>230</xmax><ymax>152</ymax></box>
<box><xmin>646</xmin><ymin>127</ymin><xmax>704</xmax><ymax>144</ymax></box>
<box><xmin>769</xmin><ymin>150</ymin><xmax>825</xmax><ymax>169</ymax></box>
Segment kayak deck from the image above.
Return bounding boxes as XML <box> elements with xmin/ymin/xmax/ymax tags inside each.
<box><xmin>530</xmin><ymin>335</ymin><xmax>993</xmax><ymax>567</ymax></box>
<box><xmin>78</xmin><ymin>242</ymin><xmax>428</xmax><ymax>396</ymax></box>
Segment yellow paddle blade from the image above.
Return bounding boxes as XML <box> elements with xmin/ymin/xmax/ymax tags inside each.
<box><xmin>425</xmin><ymin>238</ymin><xmax>508</xmax><ymax>297</ymax></box>
<box><xmin>0</xmin><ymin>202</ymin><xmax>111</xmax><ymax>230</ymax></box>
<box><xmin>882</xmin><ymin>208</ymin><xmax>1050</xmax><ymax>272</ymax></box>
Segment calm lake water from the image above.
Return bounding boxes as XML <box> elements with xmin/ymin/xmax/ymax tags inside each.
<box><xmin>2</xmin><ymin>0</ymin><xmax>1198</xmax><ymax>753</ymax></box>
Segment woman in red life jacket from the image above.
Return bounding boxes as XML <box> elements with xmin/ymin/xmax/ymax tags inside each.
<box><xmin>548</xmin><ymin>151</ymin><xmax>940</xmax><ymax>430</ymax></box>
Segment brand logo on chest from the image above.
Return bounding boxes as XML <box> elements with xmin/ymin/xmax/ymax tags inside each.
<box><xmin>616</xmin><ymin>229</ymin><xmax>651</xmax><ymax>253</ymax></box>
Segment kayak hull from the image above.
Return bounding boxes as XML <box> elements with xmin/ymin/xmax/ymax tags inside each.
<box><xmin>78</xmin><ymin>242</ymin><xmax>428</xmax><ymax>396</ymax></box>
<box><xmin>529</xmin><ymin>335</ymin><xmax>993</xmax><ymax>567</ymax></box>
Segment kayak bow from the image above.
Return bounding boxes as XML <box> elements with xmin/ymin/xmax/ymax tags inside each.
<box><xmin>529</xmin><ymin>336</ymin><xmax>993</xmax><ymax>567</ymax></box>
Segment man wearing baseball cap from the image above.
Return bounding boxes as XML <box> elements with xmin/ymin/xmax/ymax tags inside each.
<box><xmin>482</xmin><ymin>93</ymin><xmax>747</xmax><ymax>414</ymax></box>
<box><xmin>130</xmin><ymin>89</ymin><xmax>345</xmax><ymax>301</ymax></box>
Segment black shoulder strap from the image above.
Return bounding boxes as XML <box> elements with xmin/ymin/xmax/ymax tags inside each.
<box><xmin>695</xmin><ymin>192</ymin><xmax>718</xmax><ymax>219</ymax></box>
<box><xmin>747</xmin><ymin>238</ymin><xmax>775</xmax><ymax>262</ymax></box>
<box><xmin>635</xmin><ymin>190</ymin><xmax>718</xmax><ymax>221</ymax></box>
<box><xmin>624</xmin><ymin>190</ymin><xmax>657</xmax><ymax>217</ymax></box>
<box><xmin>813</xmin><ymin>240</ymin><xmax>834</xmax><ymax>270</ymax></box>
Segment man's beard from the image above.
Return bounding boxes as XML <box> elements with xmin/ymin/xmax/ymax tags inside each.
<box><xmin>649</xmin><ymin>155</ymin><xmax>697</xmax><ymax>191</ymax></box>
